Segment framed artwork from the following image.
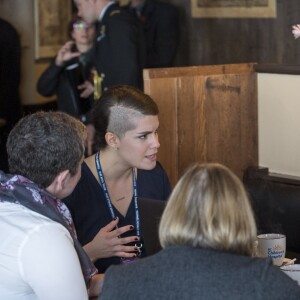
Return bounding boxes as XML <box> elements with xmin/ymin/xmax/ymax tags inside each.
<box><xmin>34</xmin><ymin>0</ymin><xmax>72</xmax><ymax>59</ymax></box>
<box><xmin>118</xmin><ymin>0</ymin><xmax>130</xmax><ymax>5</ymax></box>
<box><xmin>191</xmin><ymin>0</ymin><xmax>277</xmax><ymax>18</ymax></box>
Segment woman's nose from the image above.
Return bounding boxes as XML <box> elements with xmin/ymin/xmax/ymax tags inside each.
<box><xmin>152</xmin><ymin>133</ymin><xmax>160</xmax><ymax>149</ymax></box>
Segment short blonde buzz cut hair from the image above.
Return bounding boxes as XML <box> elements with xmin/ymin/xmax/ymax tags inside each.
<box><xmin>159</xmin><ymin>163</ymin><xmax>257</xmax><ymax>256</ymax></box>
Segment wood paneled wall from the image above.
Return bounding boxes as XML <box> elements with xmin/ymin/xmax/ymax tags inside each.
<box><xmin>2</xmin><ymin>0</ymin><xmax>300</xmax><ymax>105</ymax></box>
<box><xmin>163</xmin><ymin>0</ymin><xmax>300</xmax><ymax>67</ymax></box>
<box><xmin>144</xmin><ymin>63</ymin><xmax>258</xmax><ymax>186</ymax></box>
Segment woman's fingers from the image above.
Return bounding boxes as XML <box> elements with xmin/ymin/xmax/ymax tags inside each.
<box><xmin>108</xmin><ymin>225</ymin><xmax>136</xmax><ymax>239</ymax></box>
<box><xmin>100</xmin><ymin>217</ymin><xmax>119</xmax><ymax>233</ymax></box>
<box><xmin>78</xmin><ymin>80</ymin><xmax>94</xmax><ymax>98</ymax></box>
<box><xmin>113</xmin><ymin>245</ymin><xmax>139</xmax><ymax>258</ymax></box>
<box><xmin>90</xmin><ymin>219</ymin><xmax>139</xmax><ymax>258</ymax></box>
<box><xmin>114</xmin><ymin>235</ymin><xmax>139</xmax><ymax>246</ymax></box>
<box><xmin>110</xmin><ymin>235</ymin><xmax>140</xmax><ymax>258</ymax></box>
<box><xmin>100</xmin><ymin>218</ymin><xmax>135</xmax><ymax>239</ymax></box>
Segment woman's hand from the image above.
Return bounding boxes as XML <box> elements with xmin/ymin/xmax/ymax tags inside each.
<box><xmin>292</xmin><ymin>24</ymin><xmax>300</xmax><ymax>39</ymax></box>
<box><xmin>78</xmin><ymin>80</ymin><xmax>94</xmax><ymax>98</ymax></box>
<box><xmin>83</xmin><ymin>217</ymin><xmax>139</xmax><ymax>261</ymax></box>
<box><xmin>55</xmin><ymin>41</ymin><xmax>80</xmax><ymax>66</ymax></box>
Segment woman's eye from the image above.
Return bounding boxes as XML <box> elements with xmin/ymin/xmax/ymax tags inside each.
<box><xmin>138</xmin><ymin>135</ymin><xmax>147</xmax><ymax>139</ymax></box>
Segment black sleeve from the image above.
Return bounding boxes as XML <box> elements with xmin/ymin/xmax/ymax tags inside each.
<box><xmin>146</xmin><ymin>5</ymin><xmax>179</xmax><ymax>68</ymax></box>
<box><xmin>0</xmin><ymin>20</ymin><xmax>21</xmax><ymax>123</ymax></box>
<box><xmin>95</xmin><ymin>11</ymin><xmax>142</xmax><ymax>88</ymax></box>
<box><xmin>37</xmin><ymin>60</ymin><xmax>64</xmax><ymax>97</ymax></box>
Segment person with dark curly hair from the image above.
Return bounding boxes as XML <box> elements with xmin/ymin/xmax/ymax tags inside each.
<box><xmin>0</xmin><ymin>111</ymin><xmax>103</xmax><ymax>299</ymax></box>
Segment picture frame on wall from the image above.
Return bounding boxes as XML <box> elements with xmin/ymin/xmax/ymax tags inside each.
<box><xmin>191</xmin><ymin>0</ymin><xmax>277</xmax><ymax>18</ymax></box>
<box><xmin>118</xmin><ymin>0</ymin><xmax>130</xmax><ymax>5</ymax></box>
<box><xmin>34</xmin><ymin>0</ymin><xmax>72</xmax><ymax>59</ymax></box>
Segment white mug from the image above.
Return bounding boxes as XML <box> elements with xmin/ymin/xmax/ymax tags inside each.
<box><xmin>256</xmin><ymin>233</ymin><xmax>286</xmax><ymax>266</ymax></box>
<box><xmin>280</xmin><ymin>264</ymin><xmax>300</xmax><ymax>285</ymax></box>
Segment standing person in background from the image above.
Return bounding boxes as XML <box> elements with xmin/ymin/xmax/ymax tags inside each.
<box><xmin>0</xmin><ymin>18</ymin><xmax>22</xmax><ymax>173</ymax></box>
<box><xmin>37</xmin><ymin>16</ymin><xmax>96</xmax><ymax>155</ymax></box>
<box><xmin>37</xmin><ymin>16</ymin><xmax>96</xmax><ymax>125</ymax></box>
<box><xmin>64</xmin><ymin>85</ymin><xmax>171</xmax><ymax>274</ymax></box>
<box><xmin>99</xmin><ymin>163</ymin><xmax>300</xmax><ymax>299</ymax></box>
<box><xmin>74</xmin><ymin>0</ymin><xmax>145</xmax><ymax>93</ymax></box>
<box><xmin>127</xmin><ymin>0</ymin><xmax>179</xmax><ymax>68</ymax></box>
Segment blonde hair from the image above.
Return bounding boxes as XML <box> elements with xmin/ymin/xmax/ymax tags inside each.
<box><xmin>159</xmin><ymin>163</ymin><xmax>257</xmax><ymax>256</ymax></box>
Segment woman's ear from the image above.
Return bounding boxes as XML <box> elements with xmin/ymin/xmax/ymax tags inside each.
<box><xmin>105</xmin><ymin>132</ymin><xmax>119</xmax><ymax>150</ymax></box>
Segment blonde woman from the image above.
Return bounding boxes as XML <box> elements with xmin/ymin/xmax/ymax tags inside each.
<box><xmin>99</xmin><ymin>163</ymin><xmax>300</xmax><ymax>300</ymax></box>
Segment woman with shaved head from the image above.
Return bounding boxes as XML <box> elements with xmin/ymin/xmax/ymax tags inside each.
<box><xmin>64</xmin><ymin>85</ymin><xmax>171</xmax><ymax>274</ymax></box>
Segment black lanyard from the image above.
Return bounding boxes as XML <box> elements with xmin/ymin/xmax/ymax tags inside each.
<box><xmin>95</xmin><ymin>152</ymin><xmax>142</xmax><ymax>244</ymax></box>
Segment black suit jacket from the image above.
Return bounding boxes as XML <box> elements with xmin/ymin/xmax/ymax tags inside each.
<box><xmin>132</xmin><ymin>0</ymin><xmax>179</xmax><ymax>68</ymax></box>
<box><xmin>0</xmin><ymin>18</ymin><xmax>22</xmax><ymax>129</ymax></box>
<box><xmin>92</xmin><ymin>3</ymin><xmax>144</xmax><ymax>90</ymax></box>
<box><xmin>37</xmin><ymin>57</ymin><xmax>93</xmax><ymax>121</ymax></box>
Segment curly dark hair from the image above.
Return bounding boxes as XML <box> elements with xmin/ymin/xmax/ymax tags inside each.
<box><xmin>6</xmin><ymin>111</ymin><xmax>87</xmax><ymax>188</ymax></box>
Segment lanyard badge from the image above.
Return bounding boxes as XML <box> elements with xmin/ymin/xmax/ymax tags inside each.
<box><xmin>95</xmin><ymin>152</ymin><xmax>144</xmax><ymax>263</ymax></box>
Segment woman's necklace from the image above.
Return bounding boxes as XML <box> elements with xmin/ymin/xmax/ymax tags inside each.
<box><xmin>115</xmin><ymin>196</ymin><xmax>126</xmax><ymax>201</ymax></box>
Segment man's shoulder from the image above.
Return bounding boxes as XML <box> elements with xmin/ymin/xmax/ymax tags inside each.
<box><xmin>0</xmin><ymin>18</ymin><xmax>18</xmax><ymax>33</ymax></box>
<box><xmin>0</xmin><ymin>18</ymin><xmax>20</xmax><ymax>42</ymax></box>
<box><xmin>147</xmin><ymin>0</ymin><xmax>178</xmax><ymax>15</ymax></box>
<box><xmin>0</xmin><ymin>202</ymin><xmax>68</xmax><ymax>236</ymax></box>
<box><xmin>104</xmin><ymin>3</ymin><xmax>133</xmax><ymax>20</ymax></box>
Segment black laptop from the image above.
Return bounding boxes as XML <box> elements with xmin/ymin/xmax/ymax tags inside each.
<box><xmin>138</xmin><ymin>197</ymin><xmax>166</xmax><ymax>256</ymax></box>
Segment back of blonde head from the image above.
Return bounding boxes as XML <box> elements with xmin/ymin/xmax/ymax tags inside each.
<box><xmin>159</xmin><ymin>163</ymin><xmax>257</xmax><ymax>256</ymax></box>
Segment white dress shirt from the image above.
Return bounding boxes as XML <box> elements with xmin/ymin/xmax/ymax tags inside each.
<box><xmin>0</xmin><ymin>202</ymin><xmax>88</xmax><ymax>300</ymax></box>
